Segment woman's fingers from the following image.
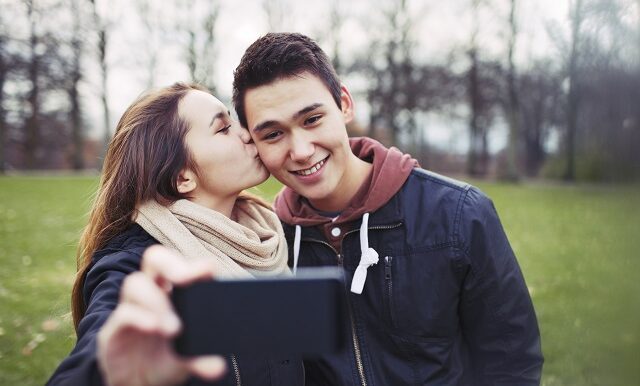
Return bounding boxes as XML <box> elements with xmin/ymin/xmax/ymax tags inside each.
<box><xmin>97</xmin><ymin>247</ymin><xmax>226</xmax><ymax>386</ymax></box>
<box><xmin>99</xmin><ymin>303</ymin><xmax>176</xmax><ymax>340</ymax></box>
<box><xmin>186</xmin><ymin>356</ymin><xmax>227</xmax><ymax>381</ymax></box>
<box><xmin>119</xmin><ymin>272</ymin><xmax>181</xmax><ymax>334</ymax></box>
<box><xmin>141</xmin><ymin>245</ymin><xmax>217</xmax><ymax>288</ymax></box>
<box><xmin>97</xmin><ymin>303</ymin><xmax>190</xmax><ymax>386</ymax></box>
<box><xmin>98</xmin><ymin>303</ymin><xmax>226</xmax><ymax>386</ymax></box>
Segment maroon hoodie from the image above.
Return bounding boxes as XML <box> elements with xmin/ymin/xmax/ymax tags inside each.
<box><xmin>274</xmin><ymin>137</ymin><xmax>418</xmax><ymax>251</ymax></box>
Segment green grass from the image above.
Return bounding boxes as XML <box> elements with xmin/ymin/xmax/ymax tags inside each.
<box><xmin>475</xmin><ymin>181</ymin><xmax>640</xmax><ymax>386</ymax></box>
<box><xmin>0</xmin><ymin>176</ymin><xmax>98</xmax><ymax>384</ymax></box>
<box><xmin>1</xmin><ymin>176</ymin><xmax>638</xmax><ymax>385</ymax></box>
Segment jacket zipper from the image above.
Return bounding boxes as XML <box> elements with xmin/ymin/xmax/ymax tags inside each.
<box><xmin>303</xmin><ymin>238</ymin><xmax>366</xmax><ymax>386</ymax></box>
<box><xmin>301</xmin><ymin>238</ymin><xmax>343</xmax><ymax>265</ymax></box>
<box><xmin>231</xmin><ymin>354</ymin><xmax>242</xmax><ymax>386</ymax></box>
<box><xmin>301</xmin><ymin>221</ymin><xmax>402</xmax><ymax>386</ymax></box>
<box><xmin>342</xmin><ymin>222</ymin><xmax>403</xmax><ymax>238</ymax></box>
<box><xmin>384</xmin><ymin>255</ymin><xmax>395</xmax><ymax>326</ymax></box>
<box><xmin>348</xmin><ymin>308</ymin><xmax>367</xmax><ymax>386</ymax></box>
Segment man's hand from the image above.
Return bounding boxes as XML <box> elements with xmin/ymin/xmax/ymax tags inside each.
<box><xmin>97</xmin><ymin>245</ymin><xmax>227</xmax><ymax>386</ymax></box>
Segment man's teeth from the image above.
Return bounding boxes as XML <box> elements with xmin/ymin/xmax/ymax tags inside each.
<box><xmin>296</xmin><ymin>159</ymin><xmax>325</xmax><ymax>176</ymax></box>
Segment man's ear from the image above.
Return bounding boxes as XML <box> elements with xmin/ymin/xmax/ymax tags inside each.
<box><xmin>340</xmin><ymin>84</ymin><xmax>355</xmax><ymax>124</ymax></box>
<box><xmin>176</xmin><ymin>168</ymin><xmax>197</xmax><ymax>194</ymax></box>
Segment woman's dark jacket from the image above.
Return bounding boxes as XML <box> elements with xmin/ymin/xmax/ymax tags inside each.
<box><xmin>45</xmin><ymin>224</ymin><xmax>304</xmax><ymax>386</ymax></box>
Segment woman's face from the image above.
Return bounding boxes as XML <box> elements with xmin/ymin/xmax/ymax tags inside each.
<box><xmin>179</xmin><ymin>90</ymin><xmax>268</xmax><ymax>205</ymax></box>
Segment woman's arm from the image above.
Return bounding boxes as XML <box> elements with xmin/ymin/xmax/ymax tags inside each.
<box><xmin>46</xmin><ymin>246</ymin><xmax>226</xmax><ymax>386</ymax></box>
<box><xmin>46</xmin><ymin>247</ymin><xmax>140</xmax><ymax>386</ymax></box>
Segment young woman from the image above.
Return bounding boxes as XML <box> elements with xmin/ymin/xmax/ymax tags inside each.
<box><xmin>46</xmin><ymin>83</ymin><xmax>303</xmax><ymax>386</ymax></box>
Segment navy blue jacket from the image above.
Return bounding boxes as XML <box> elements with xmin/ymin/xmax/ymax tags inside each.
<box><xmin>46</xmin><ymin>224</ymin><xmax>304</xmax><ymax>386</ymax></box>
<box><xmin>281</xmin><ymin>169</ymin><xmax>543</xmax><ymax>386</ymax></box>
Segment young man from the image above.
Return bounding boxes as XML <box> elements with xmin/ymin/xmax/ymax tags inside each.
<box><xmin>233</xmin><ymin>33</ymin><xmax>543</xmax><ymax>385</ymax></box>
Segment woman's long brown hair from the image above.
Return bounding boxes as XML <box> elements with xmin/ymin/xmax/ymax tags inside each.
<box><xmin>71</xmin><ymin>82</ymin><xmax>269</xmax><ymax>332</ymax></box>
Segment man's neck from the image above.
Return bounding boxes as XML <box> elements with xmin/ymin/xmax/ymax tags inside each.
<box><xmin>308</xmin><ymin>155</ymin><xmax>372</xmax><ymax>212</ymax></box>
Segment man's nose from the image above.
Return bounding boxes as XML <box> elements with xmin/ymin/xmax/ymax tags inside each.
<box><xmin>289</xmin><ymin>134</ymin><xmax>314</xmax><ymax>163</ymax></box>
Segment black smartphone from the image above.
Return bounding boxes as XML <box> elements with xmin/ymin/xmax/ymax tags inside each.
<box><xmin>171</xmin><ymin>267</ymin><xmax>348</xmax><ymax>357</ymax></box>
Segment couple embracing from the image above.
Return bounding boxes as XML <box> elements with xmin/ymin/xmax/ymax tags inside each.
<box><xmin>48</xmin><ymin>33</ymin><xmax>543</xmax><ymax>386</ymax></box>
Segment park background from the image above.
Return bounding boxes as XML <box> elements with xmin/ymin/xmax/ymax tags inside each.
<box><xmin>0</xmin><ymin>0</ymin><xmax>639</xmax><ymax>385</ymax></box>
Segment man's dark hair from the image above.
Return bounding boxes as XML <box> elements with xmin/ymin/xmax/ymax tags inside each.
<box><xmin>232</xmin><ymin>32</ymin><xmax>342</xmax><ymax>129</ymax></box>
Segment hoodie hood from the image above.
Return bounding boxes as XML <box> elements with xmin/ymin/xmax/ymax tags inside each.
<box><xmin>274</xmin><ymin>137</ymin><xmax>418</xmax><ymax>226</ymax></box>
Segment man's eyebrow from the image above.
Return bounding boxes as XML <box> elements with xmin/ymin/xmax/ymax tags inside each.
<box><xmin>253</xmin><ymin>120</ymin><xmax>278</xmax><ymax>133</ymax></box>
<box><xmin>209</xmin><ymin>111</ymin><xmax>227</xmax><ymax>127</ymax></box>
<box><xmin>252</xmin><ymin>103</ymin><xmax>324</xmax><ymax>133</ymax></box>
<box><xmin>292</xmin><ymin>103</ymin><xmax>323</xmax><ymax>120</ymax></box>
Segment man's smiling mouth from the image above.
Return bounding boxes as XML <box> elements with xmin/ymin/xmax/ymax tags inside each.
<box><xmin>293</xmin><ymin>156</ymin><xmax>328</xmax><ymax>176</ymax></box>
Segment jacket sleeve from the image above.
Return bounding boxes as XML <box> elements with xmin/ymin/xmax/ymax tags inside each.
<box><xmin>457</xmin><ymin>187</ymin><xmax>543</xmax><ymax>385</ymax></box>
<box><xmin>45</xmin><ymin>250</ymin><xmax>142</xmax><ymax>386</ymax></box>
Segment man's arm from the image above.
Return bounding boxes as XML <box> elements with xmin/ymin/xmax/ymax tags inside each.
<box><xmin>457</xmin><ymin>187</ymin><xmax>543</xmax><ymax>385</ymax></box>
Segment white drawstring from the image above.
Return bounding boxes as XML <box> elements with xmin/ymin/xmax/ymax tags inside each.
<box><xmin>350</xmin><ymin>213</ymin><xmax>379</xmax><ymax>294</ymax></box>
<box><xmin>293</xmin><ymin>225</ymin><xmax>301</xmax><ymax>275</ymax></box>
<box><xmin>293</xmin><ymin>214</ymin><xmax>379</xmax><ymax>293</ymax></box>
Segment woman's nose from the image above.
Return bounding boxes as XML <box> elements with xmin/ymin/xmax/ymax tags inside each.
<box><xmin>238</xmin><ymin>127</ymin><xmax>252</xmax><ymax>144</ymax></box>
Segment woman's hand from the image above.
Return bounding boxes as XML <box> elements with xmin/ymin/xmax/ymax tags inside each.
<box><xmin>97</xmin><ymin>245</ymin><xmax>226</xmax><ymax>386</ymax></box>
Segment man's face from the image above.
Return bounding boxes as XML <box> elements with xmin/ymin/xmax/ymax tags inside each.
<box><xmin>243</xmin><ymin>72</ymin><xmax>355</xmax><ymax>209</ymax></box>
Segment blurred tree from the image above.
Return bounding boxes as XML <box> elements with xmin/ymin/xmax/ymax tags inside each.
<box><xmin>327</xmin><ymin>0</ymin><xmax>343</xmax><ymax>75</ymax></box>
<box><xmin>23</xmin><ymin>0</ymin><xmax>42</xmax><ymax>169</ymax></box>
<box><xmin>466</xmin><ymin>57</ymin><xmax>503</xmax><ymax>177</ymax></box>
<box><xmin>518</xmin><ymin>61</ymin><xmax>564</xmax><ymax>176</ymax></box>
<box><xmin>5</xmin><ymin>0</ymin><xmax>75</xmax><ymax>170</ymax></box>
<box><xmin>179</xmin><ymin>0</ymin><xmax>220</xmax><ymax>94</ymax></box>
<box><xmin>577</xmin><ymin>0</ymin><xmax>640</xmax><ymax>180</ymax></box>
<box><xmin>502</xmin><ymin>0</ymin><xmax>521</xmax><ymax>181</ymax></box>
<box><xmin>353</xmin><ymin>0</ymin><xmax>461</xmax><ymax>164</ymax></box>
<box><xmin>361</xmin><ymin>0</ymin><xmax>416</xmax><ymax>147</ymax></box>
<box><xmin>381</xmin><ymin>0</ymin><xmax>415</xmax><ymax>147</ymax></box>
<box><xmin>466</xmin><ymin>0</ymin><xmax>500</xmax><ymax>177</ymax></box>
<box><xmin>88</xmin><ymin>0</ymin><xmax>113</xmax><ymax>169</ymax></box>
<box><xmin>564</xmin><ymin>0</ymin><xmax>584</xmax><ymax>181</ymax></box>
<box><xmin>66</xmin><ymin>0</ymin><xmax>87</xmax><ymax>170</ymax></box>
<box><xmin>135</xmin><ymin>0</ymin><xmax>162</xmax><ymax>89</ymax></box>
<box><xmin>0</xmin><ymin>14</ymin><xmax>7</xmax><ymax>173</ymax></box>
<box><xmin>263</xmin><ymin>0</ymin><xmax>289</xmax><ymax>32</ymax></box>
<box><xmin>543</xmin><ymin>0</ymin><xmax>640</xmax><ymax>181</ymax></box>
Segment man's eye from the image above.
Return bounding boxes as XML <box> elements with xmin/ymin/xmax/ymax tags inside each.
<box><xmin>264</xmin><ymin>131</ymin><xmax>282</xmax><ymax>141</ymax></box>
<box><xmin>304</xmin><ymin>115</ymin><xmax>322</xmax><ymax>126</ymax></box>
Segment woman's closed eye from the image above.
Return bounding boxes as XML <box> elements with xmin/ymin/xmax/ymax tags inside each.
<box><xmin>216</xmin><ymin>125</ymin><xmax>231</xmax><ymax>134</ymax></box>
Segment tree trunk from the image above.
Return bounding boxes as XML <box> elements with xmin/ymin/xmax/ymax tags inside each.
<box><xmin>182</xmin><ymin>0</ymin><xmax>218</xmax><ymax>94</ymax></box>
<box><xmin>89</xmin><ymin>0</ymin><xmax>111</xmax><ymax>169</ymax></box>
<box><xmin>467</xmin><ymin>48</ymin><xmax>481</xmax><ymax>176</ymax></box>
<box><xmin>564</xmin><ymin>0</ymin><xmax>584</xmax><ymax>181</ymax></box>
<box><xmin>504</xmin><ymin>0</ymin><xmax>520</xmax><ymax>181</ymax></box>
<box><xmin>480</xmin><ymin>126</ymin><xmax>489</xmax><ymax>175</ymax></box>
<box><xmin>187</xmin><ymin>30</ymin><xmax>197</xmax><ymax>82</ymax></box>
<box><xmin>70</xmin><ymin>0</ymin><xmax>84</xmax><ymax>170</ymax></box>
<box><xmin>467</xmin><ymin>0</ymin><xmax>482</xmax><ymax>176</ymax></box>
<box><xmin>25</xmin><ymin>1</ymin><xmax>40</xmax><ymax>170</ymax></box>
<box><xmin>367</xmin><ymin>86</ymin><xmax>379</xmax><ymax>141</ymax></box>
<box><xmin>202</xmin><ymin>4</ymin><xmax>219</xmax><ymax>94</ymax></box>
<box><xmin>70</xmin><ymin>70</ymin><xmax>83</xmax><ymax>170</ymax></box>
<box><xmin>525</xmin><ymin>90</ymin><xmax>545</xmax><ymax>176</ymax></box>
<box><xmin>329</xmin><ymin>0</ymin><xmax>343</xmax><ymax>75</ymax></box>
<box><xmin>99</xmin><ymin>28</ymin><xmax>110</xmax><ymax>167</ymax></box>
<box><xmin>0</xmin><ymin>35</ymin><xmax>6</xmax><ymax>174</ymax></box>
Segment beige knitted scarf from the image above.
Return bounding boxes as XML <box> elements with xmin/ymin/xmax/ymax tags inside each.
<box><xmin>134</xmin><ymin>198</ymin><xmax>290</xmax><ymax>278</ymax></box>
